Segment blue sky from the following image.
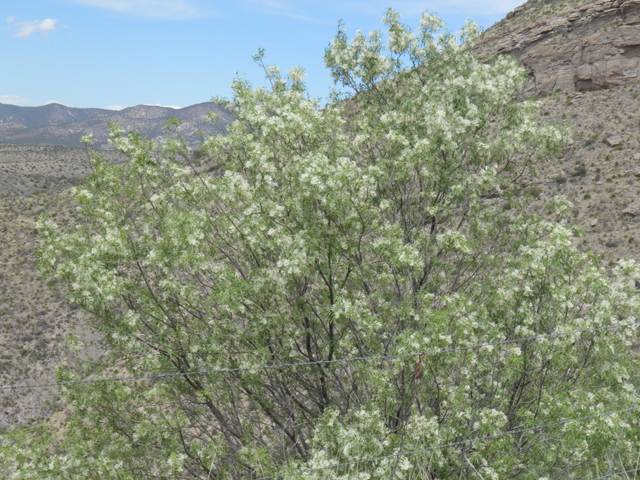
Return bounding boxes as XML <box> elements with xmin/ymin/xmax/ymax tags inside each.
<box><xmin>1</xmin><ymin>0</ymin><xmax>523</xmax><ymax>110</ymax></box>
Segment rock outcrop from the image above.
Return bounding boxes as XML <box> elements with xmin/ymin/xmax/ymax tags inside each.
<box><xmin>476</xmin><ymin>0</ymin><xmax>640</xmax><ymax>95</ymax></box>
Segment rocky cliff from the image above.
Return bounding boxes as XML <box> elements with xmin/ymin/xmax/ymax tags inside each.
<box><xmin>477</xmin><ymin>0</ymin><xmax>640</xmax><ymax>95</ymax></box>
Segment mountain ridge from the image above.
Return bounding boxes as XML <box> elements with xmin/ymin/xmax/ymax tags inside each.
<box><xmin>0</xmin><ymin>101</ymin><xmax>233</xmax><ymax>149</ymax></box>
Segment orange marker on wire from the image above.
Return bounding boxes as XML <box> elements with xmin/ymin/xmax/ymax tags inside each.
<box><xmin>415</xmin><ymin>352</ymin><xmax>426</xmax><ymax>379</ymax></box>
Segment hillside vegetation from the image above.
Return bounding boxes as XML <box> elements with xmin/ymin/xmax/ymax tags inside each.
<box><xmin>1</xmin><ymin>4</ymin><xmax>640</xmax><ymax>479</ymax></box>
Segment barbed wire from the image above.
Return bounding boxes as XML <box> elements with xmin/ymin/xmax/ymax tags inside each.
<box><xmin>2</xmin><ymin>319</ymin><xmax>639</xmax><ymax>391</ymax></box>
<box><xmin>592</xmin><ymin>466</ymin><xmax>640</xmax><ymax>480</ymax></box>
<box><xmin>0</xmin><ymin>352</ymin><xmax>416</xmax><ymax>391</ymax></box>
<box><xmin>145</xmin><ymin>465</ymin><xmax>640</xmax><ymax>480</ymax></box>
<box><xmin>1</xmin><ymin>321</ymin><xmax>639</xmax><ymax>478</ymax></box>
<box><xmin>137</xmin><ymin>465</ymin><xmax>640</xmax><ymax>480</ymax></box>
<box><xmin>255</xmin><ymin>406</ymin><xmax>640</xmax><ymax>480</ymax></box>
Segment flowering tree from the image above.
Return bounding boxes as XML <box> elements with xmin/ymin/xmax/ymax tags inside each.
<box><xmin>3</xmin><ymin>9</ymin><xmax>640</xmax><ymax>480</ymax></box>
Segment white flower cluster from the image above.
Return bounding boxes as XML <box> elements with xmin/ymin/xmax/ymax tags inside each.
<box><xmin>12</xmin><ymin>8</ymin><xmax>640</xmax><ymax>480</ymax></box>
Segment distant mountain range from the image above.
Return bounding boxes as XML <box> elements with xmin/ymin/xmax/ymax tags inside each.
<box><xmin>0</xmin><ymin>102</ymin><xmax>234</xmax><ymax>149</ymax></box>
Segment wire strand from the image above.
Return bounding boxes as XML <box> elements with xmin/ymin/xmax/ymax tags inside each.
<box><xmin>592</xmin><ymin>466</ymin><xmax>640</xmax><ymax>480</ymax></box>
<box><xmin>255</xmin><ymin>406</ymin><xmax>640</xmax><ymax>480</ymax></box>
<box><xmin>1</xmin><ymin>319</ymin><xmax>638</xmax><ymax>391</ymax></box>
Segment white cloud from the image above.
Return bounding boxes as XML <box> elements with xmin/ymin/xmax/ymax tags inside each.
<box><xmin>6</xmin><ymin>16</ymin><xmax>16</xmax><ymax>24</ymax></box>
<box><xmin>105</xmin><ymin>105</ymin><xmax>127</xmax><ymax>110</ymax></box>
<box><xmin>13</xmin><ymin>18</ymin><xmax>59</xmax><ymax>38</ymax></box>
<box><xmin>58</xmin><ymin>0</ymin><xmax>213</xmax><ymax>20</ymax></box>
<box><xmin>0</xmin><ymin>95</ymin><xmax>37</xmax><ymax>105</ymax></box>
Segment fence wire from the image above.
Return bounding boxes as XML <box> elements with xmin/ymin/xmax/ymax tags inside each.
<box><xmin>592</xmin><ymin>467</ymin><xmax>640</xmax><ymax>480</ymax></box>
<box><xmin>2</xmin><ymin>319</ymin><xmax>640</xmax><ymax>480</ymax></box>
<box><xmin>254</xmin><ymin>406</ymin><xmax>640</xmax><ymax>479</ymax></box>
<box><xmin>2</xmin><ymin>319</ymin><xmax>638</xmax><ymax>391</ymax></box>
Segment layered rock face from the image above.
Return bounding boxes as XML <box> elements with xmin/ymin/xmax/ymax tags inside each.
<box><xmin>476</xmin><ymin>0</ymin><xmax>640</xmax><ymax>95</ymax></box>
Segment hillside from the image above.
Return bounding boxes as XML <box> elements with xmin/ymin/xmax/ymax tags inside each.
<box><xmin>475</xmin><ymin>0</ymin><xmax>640</xmax><ymax>262</ymax></box>
<box><xmin>0</xmin><ymin>102</ymin><xmax>233</xmax><ymax>149</ymax></box>
<box><xmin>0</xmin><ymin>144</ymin><xmax>214</xmax><ymax>429</ymax></box>
<box><xmin>526</xmin><ymin>86</ymin><xmax>640</xmax><ymax>263</ymax></box>
<box><xmin>2</xmin><ymin>0</ymin><xmax>640</xmax><ymax>435</ymax></box>
<box><xmin>0</xmin><ymin>193</ymin><xmax>103</xmax><ymax>429</ymax></box>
